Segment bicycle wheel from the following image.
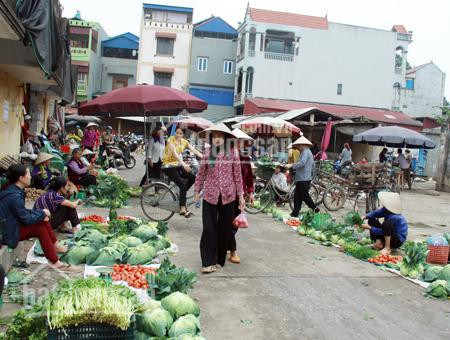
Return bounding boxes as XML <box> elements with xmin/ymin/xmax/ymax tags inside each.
<box><xmin>245</xmin><ymin>179</ymin><xmax>272</xmax><ymax>214</ymax></box>
<box><xmin>323</xmin><ymin>185</ymin><xmax>347</xmax><ymax>211</ymax></box>
<box><xmin>288</xmin><ymin>183</ymin><xmax>321</xmax><ymax>210</ymax></box>
<box><xmin>141</xmin><ymin>182</ymin><xmax>176</xmax><ymax>222</ymax></box>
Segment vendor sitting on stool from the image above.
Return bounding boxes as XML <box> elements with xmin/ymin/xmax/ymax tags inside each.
<box><xmin>359</xmin><ymin>192</ymin><xmax>408</xmax><ymax>255</ymax></box>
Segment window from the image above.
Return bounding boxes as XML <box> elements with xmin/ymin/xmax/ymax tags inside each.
<box><xmin>406</xmin><ymin>78</ymin><xmax>415</xmax><ymax>90</ymax></box>
<box><xmin>197</xmin><ymin>57</ymin><xmax>208</xmax><ymax>72</ymax></box>
<box><xmin>154</xmin><ymin>72</ymin><xmax>172</xmax><ymax>87</ymax></box>
<box><xmin>223</xmin><ymin>60</ymin><xmax>233</xmax><ymax>74</ymax></box>
<box><xmin>156</xmin><ymin>37</ymin><xmax>174</xmax><ymax>56</ymax></box>
<box><xmin>77</xmin><ymin>72</ymin><xmax>87</xmax><ymax>83</ymax></box>
<box><xmin>337</xmin><ymin>83</ymin><xmax>343</xmax><ymax>95</ymax></box>
<box><xmin>112</xmin><ymin>75</ymin><xmax>129</xmax><ymax>90</ymax></box>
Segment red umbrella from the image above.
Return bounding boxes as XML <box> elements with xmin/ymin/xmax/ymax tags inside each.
<box><xmin>78</xmin><ymin>85</ymin><xmax>208</xmax><ymax>117</ymax></box>
<box><xmin>315</xmin><ymin>120</ymin><xmax>334</xmax><ymax>160</ymax></box>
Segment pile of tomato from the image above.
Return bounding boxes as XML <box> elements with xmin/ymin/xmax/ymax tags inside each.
<box><xmin>111</xmin><ymin>264</ymin><xmax>156</xmax><ymax>289</ymax></box>
<box><xmin>117</xmin><ymin>216</ymin><xmax>133</xmax><ymax>221</ymax></box>
<box><xmin>286</xmin><ymin>219</ymin><xmax>300</xmax><ymax>227</ymax></box>
<box><xmin>368</xmin><ymin>254</ymin><xmax>402</xmax><ymax>265</ymax></box>
<box><xmin>82</xmin><ymin>214</ymin><xmax>106</xmax><ymax>223</ymax></box>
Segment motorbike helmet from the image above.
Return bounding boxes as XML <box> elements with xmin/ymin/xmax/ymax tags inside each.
<box><xmin>107</xmin><ymin>126</ymin><xmax>113</xmax><ymax>131</ymax></box>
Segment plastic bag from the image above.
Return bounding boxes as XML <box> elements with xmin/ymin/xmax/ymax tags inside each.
<box><xmin>233</xmin><ymin>212</ymin><xmax>249</xmax><ymax>229</ymax></box>
<box><xmin>426</xmin><ymin>234</ymin><xmax>448</xmax><ymax>246</ymax></box>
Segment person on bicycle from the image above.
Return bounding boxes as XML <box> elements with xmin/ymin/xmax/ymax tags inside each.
<box><xmin>140</xmin><ymin>126</ymin><xmax>165</xmax><ymax>187</ymax></box>
<box><xmin>162</xmin><ymin>127</ymin><xmax>202</xmax><ymax>218</ymax></box>
<box><xmin>228</xmin><ymin>128</ymin><xmax>255</xmax><ymax>264</ymax></box>
<box><xmin>286</xmin><ymin>136</ymin><xmax>318</xmax><ymax>217</ymax></box>
<box><xmin>194</xmin><ymin>124</ymin><xmax>245</xmax><ymax>273</ymax></box>
<box><xmin>358</xmin><ymin>192</ymin><xmax>408</xmax><ymax>255</ymax></box>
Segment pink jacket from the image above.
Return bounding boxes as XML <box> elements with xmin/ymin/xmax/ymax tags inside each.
<box><xmin>194</xmin><ymin>149</ymin><xmax>244</xmax><ymax>205</ymax></box>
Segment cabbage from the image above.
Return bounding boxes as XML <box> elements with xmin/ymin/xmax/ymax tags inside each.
<box><xmin>132</xmin><ymin>225</ymin><xmax>158</xmax><ymax>242</ymax></box>
<box><xmin>126</xmin><ymin>244</ymin><xmax>156</xmax><ymax>265</ymax></box>
<box><xmin>108</xmin><ymin>240</ymin><xmax>128</xmax><ymax>256</ymax></box>
<box><xmin>74</xmin><ymin>229</ymin><xmax>107</xmax><ymax>249</ymax></box>
<box><xmin>64</xmin><ymin>245</ymin><xmax>94</xmax><ymax>265</ymax></box>
<box><xmin>176</xmin><ymin>334</ymin><xmax>206</xmax><ymax>340</ymax></box>
<box><xmin>87</xmin><ymin>246</ymin><xmax>122</xmax><ymax>266</ymax></box>
<box><xmin>134</xmin><ymin>331</ymin><xmax>151</xmax><ymax>340</ymax></box>
<box><xmin>330</xmin><ymin>235</ymin><xmax>339</xmax><ymax>244</ymax></box>
<box><xmin>161</xmin><ymin>292</ymin><xmax>200</xmax><ymax>319</ymax></box>
<box><xmin>138</xmin><ymin>308</ymin><xmax>173</xmax><ymax>337</ymax></box>
<box><xmin>424</xmin><ymin>280</ymin><xmax>450</xmax><ymax>299</ymax></box>
<box><xmin>423</xmin><ymin>266</ymin><xmax>444</xmax><ymax>282</ymax></box>
<box><xmin>438</xmin><ymin>264</ymin><xmax>450</xmax><ymax>281</ymax></box>
<box><xmin>168</xmin><ymin>314</ymin><xmax>201</xmax><ymax>338</ymax></box>
<box><xmin>297</xmin><ymin>227</ymin><xmax>306</xmax><ymax>236</ymax></box>
<box><xmin>121</xmin><ymin>236</ymin><xmax>143</xmax><ymax>247</ymax></box>
<box><xmin>141</xmin><ymin>300</ymin><xmax>161</xmax><ymax>313</ymax></box>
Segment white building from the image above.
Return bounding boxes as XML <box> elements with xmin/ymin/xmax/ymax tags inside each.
<box><xmin>402</xmin><ymin>62</ymin><xmax>446</xmax><ymax>118</ymax></box>
<box><xmin>234</xmin><ymin>6</ymin><xmax>412</xmax><ymax>113</ymax></box>
<box><xmin>137</xmin><ymin>3</ymin><xmax>193</xmax><ymax>90</ymax></box>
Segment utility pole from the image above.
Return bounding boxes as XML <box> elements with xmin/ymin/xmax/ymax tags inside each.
<box><xmin>435</xmin><ymin>107</ymin><xmax>450</xmax><ymax>192</ymax></box>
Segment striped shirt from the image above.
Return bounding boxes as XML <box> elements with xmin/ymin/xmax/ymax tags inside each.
<box><xmin>34</xmin><ymin>190</ymin><xmax>65</xmax><ymax>213</ymax></box>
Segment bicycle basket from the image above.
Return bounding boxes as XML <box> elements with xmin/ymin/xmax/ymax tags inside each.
<box><xmin>256</xmin><ymin>164</ymin><xmax>275</xmax><ymax>180</ymax></box>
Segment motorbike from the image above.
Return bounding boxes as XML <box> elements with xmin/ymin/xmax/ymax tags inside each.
<box><xmin>334</xmin><ymin>160</ymin><xmax>353</xmax><ymax>178</ymax></box>
<box><xmin>105</xmin><ymin>141</ymin><xmax>136</xmax><ymax>170</ymax></box>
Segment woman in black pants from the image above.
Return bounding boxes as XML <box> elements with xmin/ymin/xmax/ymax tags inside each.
<box><xmin>140</xmin><ymin>127</ymin><xmax>165</xmax><ymax>187</ymax></box>
<box><xmin>162</xmin><ymin>128</ymin><xmax>202</xmax><ymax>217</ymax></box>
<box><xmin>34</xmin><ymin>177</ymin><xmax>82</xmax><ymax>233</ymax></box>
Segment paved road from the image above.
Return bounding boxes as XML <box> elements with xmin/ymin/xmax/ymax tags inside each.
<box><xmin>112</xmin><ymin>158</ymin><xmax>449</xmax><ymax>340</ymax></box>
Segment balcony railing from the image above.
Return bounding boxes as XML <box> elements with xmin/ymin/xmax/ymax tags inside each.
<box><xmin>264</xmin><ymin>52</ymin><xmax>293</xmax><ymax>62</ymax></box>
<box><xmin>394</xmin><ymin>67</ymin><xmax>403</xmax><ymax>74</ymax></box>
<box><xmin>143</xmin><ymin>20</ymin><xmax>191</xmax><ymax>31</ymax></box>
<box><xmin>77</xmin><ymin>82</ymin><xmax>87</xmax><ymax>95</ymax></box>
<box><xmin>397</xmin><ymin>33</ymin><xmax>412</xmax><ymax>42</ymax></box>
<box><xmin>248</xmin><ymin>50</ymin><xmax>255</xmax><ymax>57</ymax></box>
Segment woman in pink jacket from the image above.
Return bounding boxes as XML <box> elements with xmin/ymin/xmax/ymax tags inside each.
<box><xmin>195</xmin><ymin>124</ymin><xmax>245</xmax><ymax>273</ymax></box>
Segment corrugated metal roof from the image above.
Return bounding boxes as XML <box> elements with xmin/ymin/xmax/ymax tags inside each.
<box><xmin>143</xmin><ymin>3</ymin><xmax>193</xmax><ymax>13</ymax></box>
<box><xmin>249</xmin><ymin>7</ymin><xmax>328</xmax><ymax>30</ymax></box>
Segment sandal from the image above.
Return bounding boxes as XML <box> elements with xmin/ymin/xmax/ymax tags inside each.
<box><xmin>184</xmin><ymin>211</ymin><xmax>194</xmax><ymax>218</ymax></box>
<box><xmin>201</xmin><ymin>266</ymin><xmax>217</xmax><ymax>274</ymax></box>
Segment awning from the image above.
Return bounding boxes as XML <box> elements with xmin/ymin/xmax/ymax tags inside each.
<box><xmin>153</xmin><ymin>66</ymin><xmax>174</xmax><ymax>74</ymax></box>
<box><xmin>155</xmin><ymin>32</ymin><xmax>177</xmax><ymax>39</ymax></box>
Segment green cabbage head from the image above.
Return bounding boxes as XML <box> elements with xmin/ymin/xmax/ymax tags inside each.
<box><xmin>425</xmin><ymin>280</ymin><xmax>450</xmax><ymax>299</ymax></box>
<box><xmin>168</xmin><ymin>314</ymin><xmax>201</xmax><ymax>338</ymax></box>
<box><xmin>161</xmin><ymin>292</ymin><xmax>200</xmax><ymax>319</ymax></box>
<box><xmin>140</xmin><ymin>308</ymin><xmax>173</xmax><ymax>337</ymax></box>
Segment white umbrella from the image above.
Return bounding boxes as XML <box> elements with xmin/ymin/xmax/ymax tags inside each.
<box><xmin>232</xmin><ymin>116</ymin><xmax>300</xmax><ymax>136</ymax></box>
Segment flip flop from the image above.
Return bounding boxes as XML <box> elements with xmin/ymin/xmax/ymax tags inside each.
<box><xmin>184</xmin><ymin>211</ymin><xmax>194</xmax><ymax>218</ymax></box>
<box><xmin>201</xmin><ymin>266</ymin><xmax>217</xmax><ymax>274</ymax></box>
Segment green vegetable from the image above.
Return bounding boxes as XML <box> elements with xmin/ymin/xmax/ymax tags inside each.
<box><xmin>134</xmin><ymin>331</ymin><xmax>152</xmax><ymax>340</ymax></box>
<box><xmin>168</xmin><ymin>314</ymin><xmax>201</xmax><ymax>338</ymax></box>
<box><xmin>126</xmin><ymin>244</ymin><xmax>156</xmax><ymax>265</ymax></box>
<box><xmin>6</xmin><ymin>269</ymin><xmax>27</xmax><ymax>285</ymax></box>
<box><xmin>74</xmin><ymin>229</ymin><xmax>107</xmax><ymax>249</ymax></box>
<box><xmin>423</xmin><ymin>266</ymin><xmax>444</xmax><ymax>282</ymax></box>
<box><xmin>297</xmin><ymin>226</ymin><xmax>306</xmax><ymax>236</ymax></box>
<box><xmin>109</xmin><ymin>208</ymin><xmax>118</xmax><ymax>221</ymax></box>
<box><xmin>121</xmin><ymin>236</ymin><xmax>143</xmax><ymax>247</ymax></box>
<box><xmin>87</xmin><ymin>246</ymin><xmax>123</xmax><ymax>266</ymax></box>
<box><xmin>139</xmin><ymin>308</ymin><xmax>173</xmax><ymax>337</ymax></box>
<box><xmin>161</xmin><ymin>292</ymin><xmax>200</xmax><ymax>319</ymax></box>
<box><xmin>438</xmin><ymin>264</ymin><xmax>450</xmax><ymax>281</ymax></box>
<box><xmin>399</xmin><ymin>241</ymin><xmax>428</xmax><ymax>278</ymax></box>
<box><xmin>131</xmin><ymin>225</ymin><xmax>158</xmax><ymax>242</ymax></box>
<box><xmin>140</xmin><ymin>300</ymin><xmax>162</xmax><ymax>313</ymax></box>
<box><xmin>344</xmin><ymin>211</ymin><xmax>364</xmax><ymax>232</ymax></box>
<box><xmin>330</xmin><ymin>235</ymin><xmax>340</xmax><ymax>244</ymax></box>
<box><xmin>3</xmin><ymin>304</ymin><xmax>47</xmax><ymax>340</ymax></box>
<box><xmin>109</xmin><ymin>218</ymin><xmax>140</xmax><ymax>235</ymax></box>
<box><xmin>424</xmin><ymin>280</ymin><xmax>450</xmax><ymax>299</ymax></box>
<box><xmin>62</xmin><ymin>245</ymin><xmax>95</xmax><ymax>265</ymax></box>
<box><xmin>157</xmin><ymin>221</ymin><xmax>169</xmax><ymax>237</ymax></box>
<box><xmin>176</xmin><ymin>335</ymin><xmax>206</xmax><ymax>340</ymax></box>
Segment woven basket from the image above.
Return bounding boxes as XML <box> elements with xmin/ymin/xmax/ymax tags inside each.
<box><xmin>426</xmin><ymin>245</ymin><xmax>449</xmax><ymax>265</ymax></box>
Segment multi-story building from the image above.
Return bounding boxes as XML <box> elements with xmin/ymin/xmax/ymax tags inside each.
<box><xmin>234</xmin><ymin>6</ymin><xmax>412</xmax><ymax>114</ymax></box>
<box><xmin>137</xmin><ymin>3</ymin><xmax>193</xmax><ymax>90</ymax></box>
<box><xmin>100</xmin><ymin>32</ymin><xmax>139</xmax><ymax>93</ymax></box>
<box><xmin>188</xmin><ymin>16</ymin><xmax>238</xmax><ymax>121</ymax></box>
<box><xmin>69</xmin><ymin>11</ymin><xmax>108</xmax><ymax>103</ymax></box>
<box><xmin>402</xmin><ymin>62</ymin><xmax>446</xmax><ymax>118</ymax></box>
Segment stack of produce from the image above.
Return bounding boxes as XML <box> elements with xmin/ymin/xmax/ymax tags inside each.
<box><xmin>422</xmin><ymin>265</ymin><xmax>450</xmax><ymax>299</ymax></box>
<box><xmin>86</xmin><ymin>171</ymin><xmax>130</xmax><ymax>208</ymax></box>
<box><xmin>24</xmin><ymin>188</ymin><xmax>46</xmax><ymax>201</ymax></box>
<box><xmin>46</xmin><ymin>277</ymin><xmax>139</xmax><ymax>331</ymax></box>
<box><xmin>397</xmin><ymin>241</ymin><xmax>429</xmax><ymax>279</ymax></box>
<box><xmin>256</xmin><ymin>155</ymin><xmax>276</xmax><ymax>180</ymax></box>
<box><xmin>135</xmin><ymin>292</ymin><xmax>203</xmax><ymax>339</ymax></box>
<box><xmin>112</xmin><ymin>264</ymin><xmax>156</xmax><ymax>289</ymax></box>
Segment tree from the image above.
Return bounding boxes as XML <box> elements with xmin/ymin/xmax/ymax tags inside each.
<box><xmin>435</xmin><ymin>106</ymin><xmax>450</xmax><ymax>192</ymax></box>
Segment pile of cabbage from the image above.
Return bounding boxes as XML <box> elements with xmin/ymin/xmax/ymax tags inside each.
<box><xmin>51</xmin><ymin>221</ymin><xmax>171</xmax><ymax>266</ymax></box>
<box><xmin>423</xmin><ymin>265</ymin><xmax>450</xmax><ymax>299</ymax></box>
<box><xmin>135</xmin><ymin>292</ymin><xmax>204</xmax><ymax>339</ymax></box>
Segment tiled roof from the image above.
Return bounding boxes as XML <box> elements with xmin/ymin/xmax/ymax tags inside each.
<box><xmin>244</xmin><ymin>98</ymin><xmax>421</xmax><ymax>128</ymax></box>
<box><xmin>406</xmin><ymin>62</ymin><xmax>432</xmax><ymax>75</ymax></box>
<box><xmin>392</xmin><ymin>25</ymin><xmax>408</xmax><ymax>34</ymax></box>
<box><xmin>248</xmin><ymin>7</ymin><xmax>328</xmax><ymax>30</ymax></box>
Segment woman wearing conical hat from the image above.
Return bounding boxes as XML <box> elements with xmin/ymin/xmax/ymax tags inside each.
<box><xmin>31</xmin><ymin>152</ymin><xmax>55</xmax><ymax>190</ymax></box>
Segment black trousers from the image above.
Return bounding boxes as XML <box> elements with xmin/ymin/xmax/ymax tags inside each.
<box><xmin>163</xmin><ymin>166</ymin><xmax>195</xmax><ymax>207</ymax></box>
<box><xmin>140</xmin><ymin>160</ymin><xmax>162</xmax><ymax>187</ymax></box>
<box><xmin>229</xmin><ymin>200</ymin><xmax>240</xmax><ymax>252</ymax></box>
<box><xmin>50</xmin><ymin>206</ymin><xmax>80</xmax><ymax>230</ymax></box>
<box><xmin>368</xmin><ymin>218</ymin><xmax>403</xmax><ymax>248</ymax></box>
<box><xmin>291</xmin><ymin>181</ymin><xmax>316</xmax><ymax>217</ymax></box>
<box><xmin>75</xmin><ymin>174</ymin><xmax>97</xmax><ymax>187</ymax></box>
<box><xmin>200</xmin><ymin>197</ymin><xmax>236</xmax><ymax>267</ymax></box>
<box><xmin>0</xmin><ymin>264</ymin><xmax>4</xmax><ymax>298</ymax></box>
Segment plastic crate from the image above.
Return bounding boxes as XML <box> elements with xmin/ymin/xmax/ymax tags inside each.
<box><xmin>47</xmin><ymin>322</ymin><xmax>134</xmax><ymax>340</ymax></box>
<box><xmin>426</xmin><ymin>245</ymin><xmax>449</xmax><ymax>265</ymax></box>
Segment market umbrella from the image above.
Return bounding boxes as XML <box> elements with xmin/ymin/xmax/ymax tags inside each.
<box><xmin>65</xmin><ymin>114</ymin><xmax>102</xmax><ymax>124</ymax></box>
<box><xmin>232</xmin><ymin>116</ymin><xmax>300</xmax><ymax>136</ymax></box>
<box><xmin>170</xmin><ymin>117</ymin><xmax>214</xmax><ymax>132</ymax></box>
<box><xmin>315</xmin><ymin>120</ymin><xmax>333</xmax><ymax>160</ymax></box>
<box><xmin>78</xmin><ymin>84</ymin><xmax>208</xmax><ymax>117</ymax></box>
<box><xmin>353</xmin><ymin>126</ymin><xmax>436</xmax><ymax>149</ymax></box>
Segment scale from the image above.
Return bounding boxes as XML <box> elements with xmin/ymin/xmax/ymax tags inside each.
<box><xmin>95</xmin><ymin>267</ymin><xmax>113</xmax><ymax>283</ymax></box>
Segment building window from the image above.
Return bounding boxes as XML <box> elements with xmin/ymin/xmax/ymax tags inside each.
<box><xmin>265</xmin><ymin>30</ymin><xmax>295</xmax><ymax>55</ymax></box>
<box><xmin>337</xmin><ymin>83</ymin><xmax>343</xmax><ymax>95</ymax></box>
<box><xmin>246</xmin><ymin>67</ymin><xmax>254</xmax><ymax>94</ymax></box>
<box><xmin>223</xmin><ymin>60</ymin><xmax>233</xmax><ymax>74</ymax></box>
<box><xmin>112</xmin><ymin>75</ymin><xmax>129</xmax><ymax>90</ymax></box>
<box><xmin>197</xmin><ymin>57</ymin><xmax>208</xmax><ymax>72</ymax></box>
<box><xmin>156</xmin><ymin>37</ymin><xmax>174</xmax><ymax>56</ymax></box>
<box><xmin>154</xmin><ymin>72</ymin><xmax>172</xmax><ymax>87</ymax></box>
<box><xmin>77</xmin><ymin>72</ymin><xmax>87</xmax><ymax>84</ymax></box>
<box><xmin>406</xmin><ymin>78</ymin><xmax>415</xmax><ymax>90</ymax></box>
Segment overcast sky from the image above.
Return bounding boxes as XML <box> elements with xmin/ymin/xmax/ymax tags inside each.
<box><xmin>60</xmin><ymin>0</ymin><xmax>449</xmax><ymax>99</ymax></box>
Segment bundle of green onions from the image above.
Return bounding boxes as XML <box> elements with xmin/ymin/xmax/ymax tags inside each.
<box><xmin>46</xmin><ymin>277</ymin><xmax>139</xmax><ymax>330</ymax></box>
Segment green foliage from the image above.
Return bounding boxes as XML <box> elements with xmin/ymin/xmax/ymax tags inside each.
<box><xmin>399</xmin><ymin>241</ymin><xmax>428</xmax><ymax>278</ymax></box>
<box><xmin>121</xmin><ymin>236</ymin><xmax>143</xmax><ymax>248</ymax></box>
<box><xmin>131</xmin><ymin>225</ymin><xmax>159</xmax><ymax>242</ymax></box>
<box><xmin>3</xmin><ymin>304</ymin><xmax>46</xmax><ymax>340</ymax></box>
<box><xmin>423</xmin><ymin>266</ymin><xmax>444</xmax><ymax>282</ymax></box>
<box><xmin>438</xmin><ymin>265</ymin><xmax>450</xmax><ymax>281</ymax></box>
<box><xmin>168</xmin><ymin>314</ymin><xmax>201</xmax><ymax>338</ymax></box>
<box><xmin>424</xmin><ymin>280</ymin><xmax>450</xmax><ymax>299</ymax></box>
<box><xmin>74</xmin><ymin>229</ymin><xmax>107</xmax><ymax>249</ymax></box>
<box><xmin>88</xmin><ymin>173</ymin><xmax>130</xmax><ymax>208</ymax></box>
<box><xmin>126</xmin><ymin>244</ymin><xmax>156</xmax><ymax>265</ymax></box>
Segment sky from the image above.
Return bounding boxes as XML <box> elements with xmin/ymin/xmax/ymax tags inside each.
<box><xmin>60</xmin><ymin>0</ymin><xmax>450</xmax><ymax>99</ymax></box>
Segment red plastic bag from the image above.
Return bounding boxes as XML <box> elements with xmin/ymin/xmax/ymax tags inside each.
<box><xmin>233</xmin><ymin>212</ymin><xmax>249</xmax><ymax>229</ymax></box>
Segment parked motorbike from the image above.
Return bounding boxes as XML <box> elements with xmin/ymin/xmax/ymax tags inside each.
<box><xmin>105</xmin><ymin>141</ymin><xmax>136</xmax><ymax>170</ymax></box>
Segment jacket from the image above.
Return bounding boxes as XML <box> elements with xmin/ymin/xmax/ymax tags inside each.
<box><xmin>0</xmin><ymin>185</ymin><xmax>45</xmax><ymax>248</ymax></box>
<box><xmin>68</xmin><ymin>158</ymin><xmax>87</xmax><ymax>183</ymax></box>
<box><xmin>366</xmin><ymin>207</ymin><xmax>408</xmax><ymax>243</ymax></box>
<box><xmin>292</xmin><ymin>148</ymin><xmax>314</xmax><ymax>182</ymax></box>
